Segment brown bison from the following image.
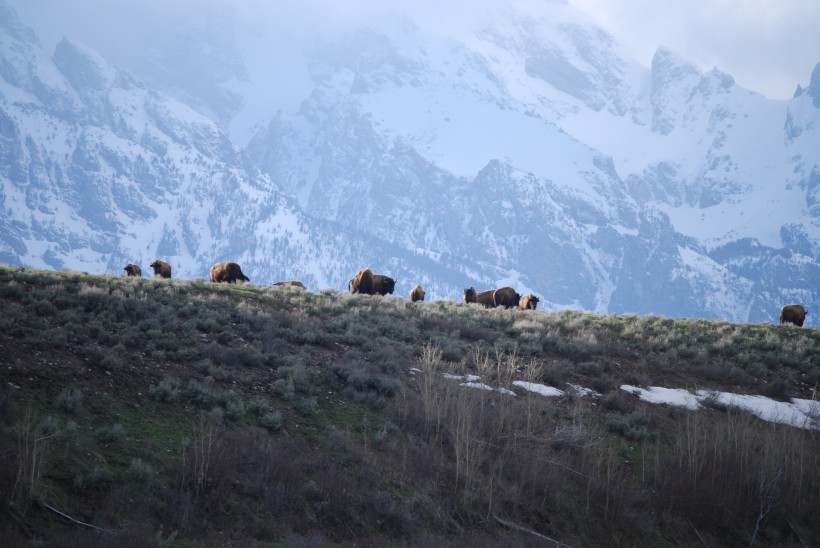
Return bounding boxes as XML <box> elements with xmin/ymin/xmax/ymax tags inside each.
<box><xmin>779</xmin><ymin>304</ymin><xmax>807</xmax><ymax>326</ymax></box>
<box><xmin>123</xmin><ymin>263</ymin><xmax>142</xmax><ymax>277</ymax></box>
<box><xmin>493</xmin><ymin>287</ymin><xmax>521</xmax><ymax>309</ymax></box>
<box><xmin>372</xmin><ymin>274</ymin><xmax>396</xmax><ymax>296</ymax></box>
<box><xmin>463</xmin><ymin>287</ymin><xmax>495</xmax><ymax>307</ymax></box>
<box><xmin>518</xmin><ymin>293</ymin><xmax>539</xmax><ymax>310</ymax></box>
<box><xmin>273</xmin><ymin>280</ymin><xmax>306</xmax><ymax>289</ymax></box>
<box><xmin>149</xmin><ymin>259</ymin><xmax>171</xmax><ymax>279</ymax></box>
<box><xmin>210</xmin><ymin>261</ymin><xmax>250</xmax><ymax>284</ymax></box>
<box><xmin>409</xmin><ymin>284</ymin><xmax>425</xmax><ymax>302</ymax></box>
<box><xmin>349</xmin><ymin>267</ymin><xmax>374</xmax><ymax>294</ymax></box>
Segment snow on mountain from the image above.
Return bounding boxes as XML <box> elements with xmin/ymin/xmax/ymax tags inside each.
<box><xmin>0</xmin><ymin>3</ymin><xmax>466</xmax><ymax>292</ymax></box>
<box><xmin>1</xmin><ymin>0</ymin><xmax>818</xmax><ymax>324</ymax></box>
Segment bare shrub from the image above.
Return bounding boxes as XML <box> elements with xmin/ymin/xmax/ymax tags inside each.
<box><xmin>655</xmin><ymin>409</ymin><xmax>820</xmax><ymax>541</ymax></box>
<box><xmin>11</xmin><ymin>405</ymin><xmax>59</xmax><ymax>510</ymax></box>
<box><xmin>180</xmin><ymin>408</ymin><xmax>224</xmax><ymax>499</ymax></box>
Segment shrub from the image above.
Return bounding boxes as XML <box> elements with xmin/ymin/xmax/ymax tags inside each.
<box><xmin>297</xmin><ymin>397</ymin><xmax>318</xmax><ymax>417</ymax></box>
<box><xmin>272</xmin><ymin>378</ymin><xmax>296</xmax><ymax>401</ymax></box>
<box><xmin>186</xmin><ymin>378</ymin><xmax>217</xmax><ymax>406</ymax></box>
<box><xmin>149</xmin><ymin>377</ymin><xmax>180</xmax><ymax>402</ymax></box>
<box><xmin>128</xmin><ymin>458</ymin><xmax>154</xmax><ymax>483</ymax></box>
<box><xmin>761</xmin><ymin>378</ymin><xmax>791</xmax><ymax>402</ymax></box>
<box><xmin>101</xmin><ymin>353</ymin><xmax>126</xmax><ymax>370</ymax></box>
<box><xmin>56</xmin><ymin>387</ymin><xmax>83</xmax><ymax>413</ymax></box>
<box><xmin>37</xmin><ymin>415</ymin><xmax>60</xmax><ymax>436</ymax></box>
<box><xmin>29</xmin><ymin>299</ymin><xmax>57</xmax><ymax>317</ymax></box>
<box><xmin>607</xmin><ymin>411</ymin><xmax>654</xmax><ymax>441</ymax></box>
<box><xmin>601</xmin><ymin>391</ymin><xmax>631</xmax><ymax>412</ymax></box>
<box><xmin>220</xmin><ymin>391</ymin><xmax>246</xmax><ymax>421</ymax></box>
<box><xmin>247</xmin><ymin>396</ymin><xmax>271</xmax><ymax>417</ymax></box>
<box><xmin>259</xmin><ymin>411</ymin><xmax>283</xmax><ymax>431</ymax></box>
<box><xmin>75</xmin><ymin>466</ymin><xmax>113</xmax><ymax>490</ymax></box>
<box><xmin>95</xmin><ymin>423</ymin><xmax>126</xmax><ymax>443</ymax></box>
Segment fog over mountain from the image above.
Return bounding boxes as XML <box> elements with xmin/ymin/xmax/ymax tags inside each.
<box><xmin>1</xmin><ymin>0</ymin><xmax>818</xmax><ymax>324</ymax></box>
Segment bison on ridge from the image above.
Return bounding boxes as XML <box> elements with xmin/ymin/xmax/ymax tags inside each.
<box><xmin>349</xmin><ymin>267</ymin><xmax>374</xmax><ymax>295</ymax></box>
<box><xmin>518</xmin><ymin>294</ymin><xmax>539</xmax><ymax>310</ymax></box>
<box><xmin>779</xmin><ymin>304</ymin><xmax>807</xmax><ymax>326</ymax></box>
<box><xmin>463</xmin><ymin>287</ymin><xmax>495</xmax><ymax>307</ymax></box>
<box><xmin>372</xmin><ymin>274</ymin><xmax>396</xmax><ymax>296</ymax></box>
<box><xmin>493</xmin><ymin>287</ymin><xmax>521</xmax><ymax>309</ymax></box>
<box><xmin>149</xmin><ymin>260</ymin><xmax>172</xmax><ymax>279</ymax></box>
<box><xmin>123</xmin><ymin>263</ymin><xmax>142</xmax><ymax>277</ymax></box>
<box><xmin>409</xmin><ymin>284</ymin><xmax>425</xmax><ymax>302</ymax></box>
<box><xmin>210</xmin><ymin>261</ymin><xmax>250</xmax><ymax>284</ymax></box>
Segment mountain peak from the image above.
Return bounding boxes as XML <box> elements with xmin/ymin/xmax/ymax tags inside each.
<box><xmin>53</xmin><ymin>37</ymin><xmax>121</xmax><ymax>93</ymax></box>
<box><xmin>808</xmin><ymin>61</ymin><xmax>820</xmax><ymax>108</ymax></box>
<box><xmin>0</xmin><ymin>2</ymin><xmax>38</xmax><ymax>46</ymax></box>
<box><xmin>651</xmin><ymin>47</ymin><xmax>700</xmax><ymax>82</ymax></box>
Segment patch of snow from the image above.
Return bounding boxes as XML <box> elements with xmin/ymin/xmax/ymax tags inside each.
<box><xmin>698</xmin><ymin>390</ymin><xmax>820</xmax><ymax>431</ymax></box>
<box><xmin>444</xmin><ymin>373</ymin><xmax>481</xmax><ymax>382</ymax></box>
<box><xmin>621</xmin><ymin>385</ymin><xmax>820</xmax><ymax>430</ymax></box>
<box><xmin>567</xmin><ymin>384</ymin><xmax>600</xmax><ymax>397</ymax></box>
<box><xmin>513</xmin><ymin>381</ymin><xmax>563</xmax><ymax>397</ymax></box>
<box><xmin>621</xmin><ymin>385</ymin><xmax>701</xmax><ymax>410</ymax></box>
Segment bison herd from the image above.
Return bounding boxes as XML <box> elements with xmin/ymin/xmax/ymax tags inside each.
<box><xmin>122</xmin><ymin>259</ymin><xmax>808</xmax><ymax>325</ymax></box>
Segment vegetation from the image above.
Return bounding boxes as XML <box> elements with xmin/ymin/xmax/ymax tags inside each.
<box><xmin>0</xmin><ymin>265</ymin><xmax>818</xmax><ymax>546</ymax></box>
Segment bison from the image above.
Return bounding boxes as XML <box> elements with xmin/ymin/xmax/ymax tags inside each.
<box><xmin>493</xmin><ymin>287</ymin><xmax>521</xmax><ymax>309</ymax></box>
<box><xmin>409</xmin><ymin>284</ymin><xmax>425</xmax><ymax>302</ymax></box>
<box><xmin>372</xmin><ymin>274</ymin><xmax>396</xmax><ymax>296</ymax></box>
<box><xmin>210</xmin><ymin>261</ymin><xmax>250</xmax><ymax>284</ymax></box>
<box><xmin>349</xmin><ymin>267</ymin><xmax>374</xmax><ymax>295</ymax></box>
<box><xmin>123</xmin><ymin>263</ymin><xmax>142</xmax><ymax>277</ymax></box>
<box><xmin>349</xmin><ymin>268</ymin><xmax>395</xmax><ymax>296</ymax></box>
<box><xmin>273</xmin><ymin>280</ymin><xmax>306</xmax><ymax>289</ymax></box>
<box><xmin>779</xmin><ymin>304</ymin><xmax>807</xmax><ymax>327</ymax></box>
<box><xmin>463</xmin><ymin>287</ymin><xmax>495</xmax><ymax>307</ymax></box>
<box><xmin>519</xmin><ymin>294</ymin><xmax>539</xmax><ymax>310</ymax></box>
<box><xmin>149</xmin><ymin>259</ymin><xmax>172</xmax><ymax>279</ymax></box>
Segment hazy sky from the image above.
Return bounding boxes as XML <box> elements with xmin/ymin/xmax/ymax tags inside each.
<box><xmin>567</xmin><ymin>0</ymin><xmax>820</xmax><ymax>99</ymax></box>
<box><xmin>7</xmin><ymin>0</ymin><xmax>820</xmax><ymax>100</ymax></box>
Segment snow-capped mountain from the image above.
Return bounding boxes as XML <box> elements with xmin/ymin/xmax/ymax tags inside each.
<box><xmin>1</xmin><ymin>0</ymin><xmax>818</xmax><ymax>324</ymax></box>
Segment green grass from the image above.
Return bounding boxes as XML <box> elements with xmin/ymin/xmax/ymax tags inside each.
<box><xmin>0</xmin><ymin>265</ymin><xmax>818</xmax><ymax>546</ymax></box>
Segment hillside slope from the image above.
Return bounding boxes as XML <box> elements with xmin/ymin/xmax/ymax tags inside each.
<box><xmin>1</xmin><ymin>266</ymin><xmax>818</xmax><ymax>546</ymax></box>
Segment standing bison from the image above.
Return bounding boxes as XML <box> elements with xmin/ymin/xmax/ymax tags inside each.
<box><xmin>348</xmin><ymin>268</ymin><xmax>394</xmax><ymax>296</ymax></box>
<box><xmin>409</xmin><ymin>284</ymin><xmax>425</xmax><ymax>302</ymax></box>
<box><xmin>372</xmin><ymin>274</ymin><xmax>396</xmax><ymax>296</ymax></box>
<box><xmin>149</xmin><ymin>260</ymin><xmax>172</xmax><ymax>279</ymax></box>
<box><xmin>519</xmin><ymin>294</ymin><xmax>540</xmax><ymax>310</ymax></box>
<box><xmin>463</xmin><ymin>286</ymin><xmax>523</xmax><ymax>308</ymax></box>
<box><xmin>463</xmin><ymin>287</ymin><xmax>495</xmax><ymax>307</ymax></box>
<box><xmin>210</xmin><ymin>261</ymin><xmax>250</xmax><ymax>284</ymax></box>
<box><xmin>349</xmin><ymin>267</ymin><xmax>374</xmax><ymax>295</ymax></box>
<box><xmin>123</xmin><ymin>263</ymin><xmax>142</xmax><ymax>277</ymax></box>
<box><xmin>779</xmin><ymin>304</ymin><xmax>807</xmax><ymax>326</ymax></box>
<box><xmin>493</xmin><ymin>287</ymin><xmax>521</xmax><ymax>309</ymax></box>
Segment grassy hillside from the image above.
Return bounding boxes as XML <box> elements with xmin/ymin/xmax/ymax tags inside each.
<box><xmin>0</xmin><ymin>265</ymin><xmax>818</xmax><ymax>546</ymax></box>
